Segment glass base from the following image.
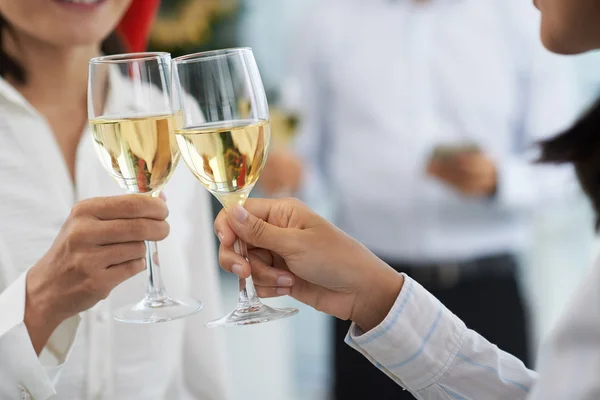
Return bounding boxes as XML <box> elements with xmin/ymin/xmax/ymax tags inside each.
<box><xmin>113</xmin><ymin>295</ymin><xmax>203</xmax><ymax>324</ymax></box>
<box><xmin>206</xmin><ymin>303</ymin><xmax>298</xmax><ymax>328</ymax></box>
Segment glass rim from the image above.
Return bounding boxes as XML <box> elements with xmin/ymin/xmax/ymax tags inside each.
<box><xmin>172</xmin><ymin>47</ymin><xmax>253</xmax><ymax>65</ymax></box>
<box><xmin>89</xmin><ymin>52</ymin><xmax>171</xmax><ymax>64</ymax></box>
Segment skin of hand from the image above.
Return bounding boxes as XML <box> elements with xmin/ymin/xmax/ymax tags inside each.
<box><xmin>258</xmin><ymin>149</ymin><xmax>304</xmax><ymax>196</ymax></box>
<box><xmin>427</xmin><ymin>152</ymin><xmax>498</xmax><ymax>197</ymax></box>
<box><xmin>24</xmin><ymin>195</ymin><xmax>170</xmax><ymax>354</ymax></box>
<box><xmin>214</xmin><ymin>198</ymin><xmax>404</xmax><ymax>332</ymax></box>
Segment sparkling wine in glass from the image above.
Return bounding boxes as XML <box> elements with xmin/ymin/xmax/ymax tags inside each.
<box><xmin>88</xmin><ymin>52</ymin><xmax>203</xmax><ymax>324</ymax></box>
<box><xmin>172</xmin><ymin>48</ymin><xmax>298</xmax><ymax>327</ymax></box>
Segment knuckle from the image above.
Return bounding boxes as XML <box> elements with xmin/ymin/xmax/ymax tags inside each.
<box><xmin>134</xmin><ymin>241</ymin><xmax>147</xmax><ymax>258</ymax></box>
<box><xmin>286</xmin><ymin>197</ymin><xmax>304</xmax><ymax>208</ymax></box>
<box><xmin>70</xmin><ymin>252</ymin><xmax>88</xmax><ymax>270</ymax></box>
<box><xmin>214</xmin><ymin>210</ymin><xmax>227</xmax><ymax>230</ymax></box>
<box><xmin>146</xmin><ymin>197</ymin><xmax>167</xmax><ymax>219</ymax></box>
<box><xmin>157</xmin><ymin>221</ymin><xmax>170</xmax><ymax>240</ymax></box>
<box><xmin>128</xmin><ymin>219</ymin><xmax>149</xmax><ymax>238</ymax></box>
<box><xmin>255</xmin><ymin>286</ymin><xmax>273</xmax><ymax>298</ymax></box>
<box><xmin>217</xmin><ymin>247</ymin><xmax>237</xmax><ymax>273</ymax></box>
<box><xmin>156</xmin><ymin>200</ymin><xmax>169</xmax><ymax>220</ymax></box>
<box><xmin>98</xmin><ymin>285</ymin><xmax>113</xmax><ymax>300</ymax></box>
<box><xmin>134</xmin><ymin>258</ymin><xmax>146</xmax><ymax>272</ymax></box>
<box><xmin>285</xmin><ymin>197</ymin><xmax>306</xmax><ymax>215</ymax></box>
<box><xmin>250</xmin><ymin>271</ymin><xmax>269</xmax><ymax>286</ymax></box>
<box><xmin>121</xmin><ymin>196</ymin><xmax>143</xmax><ymax>216</ymax></box>
<box><xmin>127</xmin><ymin>258</ymin><xmax>146</xmax><ymax>276</ymax></box>
<box><xmin>67</xmin><ymin>221</ymin><xmax>88</xmax><ymax>245</ymax></box>
<box><xmin>255</xmin><ymin>286</ymin><xmax>267</xmax><ymax>297</ymax></box>
<box><xmin>70</xmin><ymin>201</ymin><xmax>89</xmax><ymax>218</ymax></box>
<box><xmin>125</xmin><ymin>258</ymin><xmax>146</xmax><ymax>278</ymax></box>
<box><xmin>217</xmin><ymin>247</ymin><xmax>230</xmax><ymax>269</ymax></box>
<box><xmin>218</xmin><ymin>257</ymin><xmax>228</xmax><ymax>271</ymax></box>
<box><xmin>250</xmin><ymin>218</ymin><xmax>266</xmax><ymax>241</ymax></box>
<box><xmin>146</xmin><ymin>221</ymin><xmax>169</xmax><ymax>241</ymax></box>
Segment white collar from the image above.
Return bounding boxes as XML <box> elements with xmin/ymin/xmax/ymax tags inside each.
<box><xmin>0</xmin><ymin>65</ymin><xmax>131</xmax><ymax>119</ymax></box>
<box><xmin>0</xmin><ymin>76</ymin><xmax>41</xmax><ymax>117</ymax></box>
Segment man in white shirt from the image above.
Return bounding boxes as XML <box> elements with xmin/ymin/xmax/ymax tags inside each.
<box><xmin>262</xmin><ymin>0</ymin><xmax>580</xmax><ymax>398</ymax></box>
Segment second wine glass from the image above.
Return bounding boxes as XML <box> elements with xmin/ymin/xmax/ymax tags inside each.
<box><xmin>172</xmin><ymin>48</ymin><xmax>299</xmax><ymax>327</ymax></box>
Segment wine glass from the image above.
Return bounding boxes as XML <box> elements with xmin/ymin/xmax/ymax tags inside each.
<box><xmin>171</xmin><ymin>48</ymin><xmax>299</xmax><ymax>327</ymax></box>
<box><xmin>88</xmin><ymin>52</ymin><xmax>203</xmax><ymax>324</ymax></box>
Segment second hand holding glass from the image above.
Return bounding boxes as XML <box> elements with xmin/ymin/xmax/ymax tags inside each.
<box><xmin>172</xmin><ymin>48</ymin><xmax>298</xmax><ymax>327</ymax></box>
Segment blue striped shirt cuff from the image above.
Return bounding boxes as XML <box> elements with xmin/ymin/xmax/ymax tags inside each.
<box><xmin>345</xmin><ymin>274</ymin><xmax>468</xmax><ymax>391</ymax></box>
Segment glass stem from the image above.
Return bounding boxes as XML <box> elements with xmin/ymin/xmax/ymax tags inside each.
<box><xmin>145</xmin><ymin>240</ymin><xmax>167</xmax><ymax>303</ymax></box>
<box><xmin>234</xmin><ymin>238</ymin><xmax>262</xmax><ymax>309</ymax></box>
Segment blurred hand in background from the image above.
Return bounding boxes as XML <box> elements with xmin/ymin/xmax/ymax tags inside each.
<box><xmin>427</xmin><ymin>151</ymin><xmax>498</xmax><ymax>197</ymax></box>
<box><xmin>259</xmin><ymin>149</ymin><xmax>304</xmax><ymax>196</ymax></box>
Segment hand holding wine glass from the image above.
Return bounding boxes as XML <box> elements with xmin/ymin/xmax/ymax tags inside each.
<box><xmin>172</xmin><ymin>48</ymin><xmax>298</xmax><ymax>327</ymax></box>
<box><xmin>25</xmin><ymin>195</ymin><xmax>168</xmax><ymax>352</ymax></box>
<box><xmin>214</xmin><ymin>198</ymin><xmax>404</xmax><ymax>332</ymax></box>
<box><xmin>88</xmin><ymin>52</ymin><xmax>202</xmax><ymax>323</ymax></box>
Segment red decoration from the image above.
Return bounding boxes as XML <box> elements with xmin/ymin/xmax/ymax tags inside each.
<box><xmin>237</xmin><ymin>154</ymin><xmax>247</xmax><ymax>187</ymax></box>
<box><xmin>117</xmin><ymin>0</ymin><xmax>161</xmax><ymax>52</ymax></box>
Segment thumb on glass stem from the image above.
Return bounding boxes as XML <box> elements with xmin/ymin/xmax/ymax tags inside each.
<box><xmin>227</xmin><ymin>204</ymin><xmax>290</xmax><ymax>254</ymax></box>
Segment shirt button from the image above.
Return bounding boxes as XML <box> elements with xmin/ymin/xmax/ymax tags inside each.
<box><xmin>18</xmin><ymin>385</ymin><xmax>32</xmax><ymax>400</ymax></box>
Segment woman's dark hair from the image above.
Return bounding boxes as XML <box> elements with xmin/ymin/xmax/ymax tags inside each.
<box><xmin>0</xmin><ymin>13</ymin><xmax>126</xmax><ymax>84</ymax></box>
<box><xmin>539</xmin><ymin>98</ymin><xmax>600</xmax><ymax>228</ymax></box>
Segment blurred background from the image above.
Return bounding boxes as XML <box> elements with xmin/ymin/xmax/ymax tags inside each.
<box><xmin>149</xmin><ymin>1</ymin><xmax>600</xmax><ymax>399</ymax></box>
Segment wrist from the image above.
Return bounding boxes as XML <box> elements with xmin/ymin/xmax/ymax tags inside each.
<box><xmin>351</xmin><ymin>257</ymin><xmax>404</xmax><ymax>332</ymax></box>
<box><xmin>25</xmin><ymin>266</ymin><xmax>63</xmax><ymax>354</ymax></box>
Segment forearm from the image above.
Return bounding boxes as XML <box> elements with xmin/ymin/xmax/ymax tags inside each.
<box><xmin>346</xmin><ymin>275</ymin><xmax>537</xmax><ymax>399</ymax></box>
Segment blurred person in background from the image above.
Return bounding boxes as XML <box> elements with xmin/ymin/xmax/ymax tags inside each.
<box><xmin>0</xmin><ymin>0</ymin><xmax>229</xmax><ymax>399</ymax></box>
<box><xmin>261</xmin><ymin>1</ymin><xmax>581</xmax><ymax>398</ymax></box>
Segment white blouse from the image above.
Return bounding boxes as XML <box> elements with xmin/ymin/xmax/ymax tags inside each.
<box><xmin>0</xmin><ymin>72</ymin><xmax>231</xmax><ymax>399</ymax></box>
<box><xmin>346</xmin><ymin>259</ymin><xmax>600</xmax><ymax>399</ymax></box>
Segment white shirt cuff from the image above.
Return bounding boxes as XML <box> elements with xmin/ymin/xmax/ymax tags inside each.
<box><xmin>496</xmin><ymin>156</ymin><xmax>536</xmax><ymax>210</ymax></box>
<box><xmin>0</xmin><ymin>271</ymin><xmax>80</xmax><ymax>399</ymax></box>
<box><xmin>345</xmin><ymin>274</ymin><xmax>468</xmax><ymax>392</ymax></box>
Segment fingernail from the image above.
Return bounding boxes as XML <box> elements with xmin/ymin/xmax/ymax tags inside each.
<box><xmin>277</xmin><ymin>287</ymin><xmax>291</xmax><ymax>295</ymax></box>
<box><xmin>277</xmin><ymin>275</ymin><xmax>294</xmax><ymax>287</ymax></box>
<box><xmin>231</xmin><ymin>264</ymin><xmax>244</xmax><ymax>277</ymax></box>
<box><xmin>232</xmin><ymin>204</ymin><xmax>248</xmax><ymax>223</ymax></box>
<box><xmin>217</xmin><ymin>232</ymin><xmax>224</xmax><ymax>243</ymax></box>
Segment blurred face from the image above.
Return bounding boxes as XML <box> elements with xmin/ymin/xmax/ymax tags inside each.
<box><xmin>0</xmin><ymin>0</ymin><xmax>131</xmax><ymax>48</ymax></box>
<box><xmin>536</xmin><ymin>0</ymin><xmax>600</xmax><ymax>54</ymax></box>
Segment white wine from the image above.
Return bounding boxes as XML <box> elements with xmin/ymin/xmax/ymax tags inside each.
<box><xmin>90</xmin><ymin>113</ymin><xmax>181</xmax><ymax>194</ymax></box>
<box><xmin>175</xmin><ymin>119</ymin><xmax>270</xmax><ymax>206</ymax></box>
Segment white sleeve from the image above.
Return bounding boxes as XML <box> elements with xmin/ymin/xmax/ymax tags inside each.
<box><xmin>0</xmin><ymin>270</ymin><xmax>80</xmax><ymax>400</ymax></box>
<box><xmin>527</xmin><ymin>258</ymin><xmax>600</xmax><ymax>400</ymax></box>
<box><xmin>346</xmin><ymin>275</ymin><xmax>538</xmax><ymax>399</ymax></box>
